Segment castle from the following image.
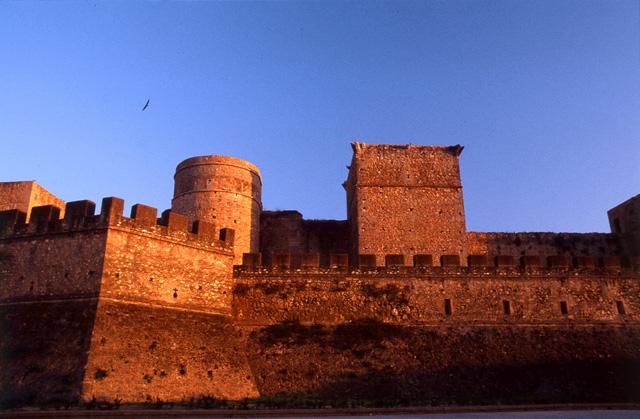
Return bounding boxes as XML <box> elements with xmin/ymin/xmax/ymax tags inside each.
<box><xmin>0</xmin><ymin>142</ymin><xmax>638</xmax><ymax>408</ymax></box>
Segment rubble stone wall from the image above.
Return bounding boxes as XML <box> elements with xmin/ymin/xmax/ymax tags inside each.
<box><xmin>467</xmin><ymin>232</ymin><xmax>618</xmax><ymax>261</ymax></box>
<box><xmin>259</xmin><ymin>210</ymin><xmax>349</xmax><ymax>266</ymax></box>
<box><xmin>233</xmin><ymin>269</ymin><xmax>639</xmax><ymax>325</ymax></box>
<box><xmin>344</xmin><ymin>143</ymin><xmax>467</xmax><ymax>264</ymax></box>
<box><xmin>245</xmin><ymin>321</ymin><xmax>640</xmax><ymax>404</ymax></box>
<box><xmin>101</xmin><ymin>225</ymin><xmax>235</xmax><ymax>315</ymax></box>
<box><xmin>82</xmin><ymin>300</ymin><xmax>259</xmax><ymax>403</ymax></box>
<box><xmin>0</xmin><ymin>229</ymin><xmax>107</xmax><ymax>302</ymax></box>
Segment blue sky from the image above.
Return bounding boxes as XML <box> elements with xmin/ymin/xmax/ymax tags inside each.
<box><xmin>0</xmin><ymin>0</ymin><xmax>638</xmax><ymax>232</ymax></box>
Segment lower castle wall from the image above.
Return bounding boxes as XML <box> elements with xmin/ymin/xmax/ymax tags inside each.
<box><xmin>0</xmin><ymin>299</ymin><xmax>98</xmax><ymax>407</ymax></box>
<box><xmin>235</xmin><ymin>269</ymin><xmax>640</xmax><ymax>404</ymax></box>
<box><xmin>245</xmin><ymin>322</ymin><xmax>640</xmax><ymax>404</ymax></box>
<box><xmin>233</xmin><ymin>271</ymin><xmax>639</xmax><ymax>325</ymax></box>
<box><xmin>0</xmin><ymin>299</ymin><xmax>259</xmax><ymax>407</ymax></box>
<box><xmin>467</xmin><ymin>232</ymin><xmax>618</xmax><ymax>260</ymax></box>
<box><xmin>100</xmin><ymin>227</ymin><xmax>235</xmax><ymax>315</ymax></box>
<box><xmin>82</xmin><ymin>299</ymin><xmax>258</xmax><ymax>403</ymax></box>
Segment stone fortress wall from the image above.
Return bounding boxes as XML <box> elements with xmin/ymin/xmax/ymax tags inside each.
<box><xmin>232</xmin><ymin>265</ymin><xmax>638</xmax><ymax>326</ymax></box>
<box><xmin>0</xmin><ymin>142</ymin><xmax>638</xmax><ymax>407</ymax></box>
<box><xmin>0</xmin><ymin>197</ymin><xmax>253</xmax><ymax>405</ymax></box>
<box><xmin>0</xmin><ymin>198</ymin><xmax>236</xmax><ymax>312</ymax></box>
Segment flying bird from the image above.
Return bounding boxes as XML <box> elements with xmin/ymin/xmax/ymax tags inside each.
<box><xmin>142</xmin><ymin>99</ymin><xmax>150</xmax><ymax>111</ymax></box>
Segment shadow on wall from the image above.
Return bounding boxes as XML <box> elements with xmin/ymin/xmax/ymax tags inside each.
<box><xmin>246</xmin><ymin>319</ymin><xmax>640</xmax><ymax>406</ymax></box>
<box><xmin>0</xmin><ymin>300</ymin><xmax>99</xmax><ymax>408</ymax></box>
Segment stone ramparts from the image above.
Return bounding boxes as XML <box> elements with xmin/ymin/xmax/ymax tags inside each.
<box><xmin>233</xmin><ymin>253</ymin><xmax>639</xmax><ymax>326</ymax></box>
<box><xmin>0</xmin><ymin>198</ymin><xmax>235</xmax><ymax>306</ymax></box>
<box><xmin>0</xmin><ymin>198</ymin><xmax>234</xmax><ymax>253</ymax></box>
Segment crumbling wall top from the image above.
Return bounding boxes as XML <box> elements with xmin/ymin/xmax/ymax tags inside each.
<box><xmin>350</xmin><ymin>142</ymin><xmax>463</xmax><ymax>156</ymax></box>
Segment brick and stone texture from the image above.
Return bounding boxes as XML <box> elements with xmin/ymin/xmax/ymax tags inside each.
<box><xmin>344</xmin><ymin>143</ymin><xmax>467</xmax><ymax>265</ymax></box>
<box><xmin>0</xmin><ymin>300</ymin><xmax>98</xmax><ymax>407</ymax></box>
<box><xmin>232</xmin><ymin>269</ymin><xmax>639</xmax><ymax>325</ymax></box>
<box><xmin>172</xmin><ymin>156</ymin><xmax>262</xmax><ymax>264</ymax></box>
<box><xmin>82</xmin><ymin>300</ymin><xmax>259</xmax><ymax>403</ymax></box>
<box><xmin>101</xmin><ymin>224</ymin><xmax>235</xmax><ymax>315</ymax></box>
<box><xmin>0</xmin><ymin>181</ymin><xmax>65</xmax><ymax>221</ymax></box>
<box><xmin>233</xmin><ymin>269</ymin><xmax>640</xmax><ymax>404</ymax></box>
<box><xmin>0</xmin><ymin>229</ymin><xmax>107</xmax><ymax>302</ymax></box>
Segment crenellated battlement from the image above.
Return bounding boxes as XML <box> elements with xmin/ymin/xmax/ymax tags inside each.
<box><xmin>0</xmin><ymin>197</ymin><xmax>235</xmax><ymax>254</ymax></box>
<box><xmin>234</xmin><ymin>252</ymin><xmax>635</xmax><ymax>277</ymax></box>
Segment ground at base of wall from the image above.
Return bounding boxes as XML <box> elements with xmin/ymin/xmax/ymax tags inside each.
<box><xmin>1</xmin><ymin>405</ymin><xmax>640</xmax><ymax>418</ymax></box>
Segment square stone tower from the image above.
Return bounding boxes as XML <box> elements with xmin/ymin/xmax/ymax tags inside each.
<box><xmin>344</xmin><ymin>142</ymin><xmax>467</xmax><ymax>266</ymax></box>
<box><xmin>0</xmin><ymin>181</ymin><xmax>65</xmax><ymax>221</ymax></box>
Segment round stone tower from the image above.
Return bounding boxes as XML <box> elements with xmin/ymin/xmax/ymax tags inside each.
<box><xmin>172</xmin><ymin>155</ymin><xmax>262</xmax><ymax>264</ymax></box>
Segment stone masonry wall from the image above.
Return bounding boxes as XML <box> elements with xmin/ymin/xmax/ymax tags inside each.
<box><xmin>101</xmin><ymin>224</ymin><xmax>235</xmax><ymax>315</ymax></box>
<box><xmin>245</xmin><ymin>322</ymin><xmax>640</xmax><ymax>404</ymax></box>
<box><xmin>233</xmin><ymin>269</ymin><xmax>638</xmax><ymax>325</ymax></box>
<box><xmin>260</xmin><ymin>211</ymin><xmax>349</xmax><ymax>267</ymax></box>
<box><xmin>0</xmin><ymin>198</ymin><xmax>235</xmax><ymax>312</ymax></box>
<box><xmin>344</xmin><ymin>143</ymin><xmax>467</xmax><ymax>265</ymax></box>
<box><xmin>0</xmin><ymin>182</ymin><xmax>32</xmax><ymax>214</ymax></box>
<box><xmin>30</xmin><ymin>182</ymin><xmax>65</xmax><ymax>219</ymax></box>
<box><xmin>0</xmin><ymin>300</ymin><xmax>98</xmax><ymax>408</ymax></box>
<box><xmin>467</xmin><ymin>232</ymin><xmax>619</xmax><ymax>262</ymax></box>
<box><xmin>235</xmin><ymin>267</ymin><xmax>640</xmax><ymax>404</ymax></box>
<box><xmin>0</xmin><ymin>198</ymin><xmax>246</xmax><ymax>406</ymax></box>
<box><xmin>0</xmin><ymin>229</ymin><xmax>107</xmax><ymax>302</ymax></box>
<box><xmin>82</xmin><ymin>300</ymin><xmax>259</xmax><ymax>403</ymax></box>
<box><xmin>259</xmin><ymin>211</ymin><xmax>305</xmax><ymax>265</ymax></box>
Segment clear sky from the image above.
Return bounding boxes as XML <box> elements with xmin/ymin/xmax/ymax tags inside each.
<box><xmin>0</xmin><ymin>0</ymin><xmax>638</xmax><ymax>232</ymax></box>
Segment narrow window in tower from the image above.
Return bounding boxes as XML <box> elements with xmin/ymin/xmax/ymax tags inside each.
<box><xmin>560</xmin><ymin>301</ymin><xmax>568</xmax><ymax>315</ymax></box>
<box><xmin>616</xmin><ymin>301</ymin><xmax>626</xmax><ymax>315</ymax></box>
<box><xmin>503</xmin><ymin>300</ymin><xmax>511</xmax><ymax>315</ymax></box>
<box><xmin>444</xmin><ymin>299</ymin><xmax>452</xmax><ymax>316</ymax></box>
